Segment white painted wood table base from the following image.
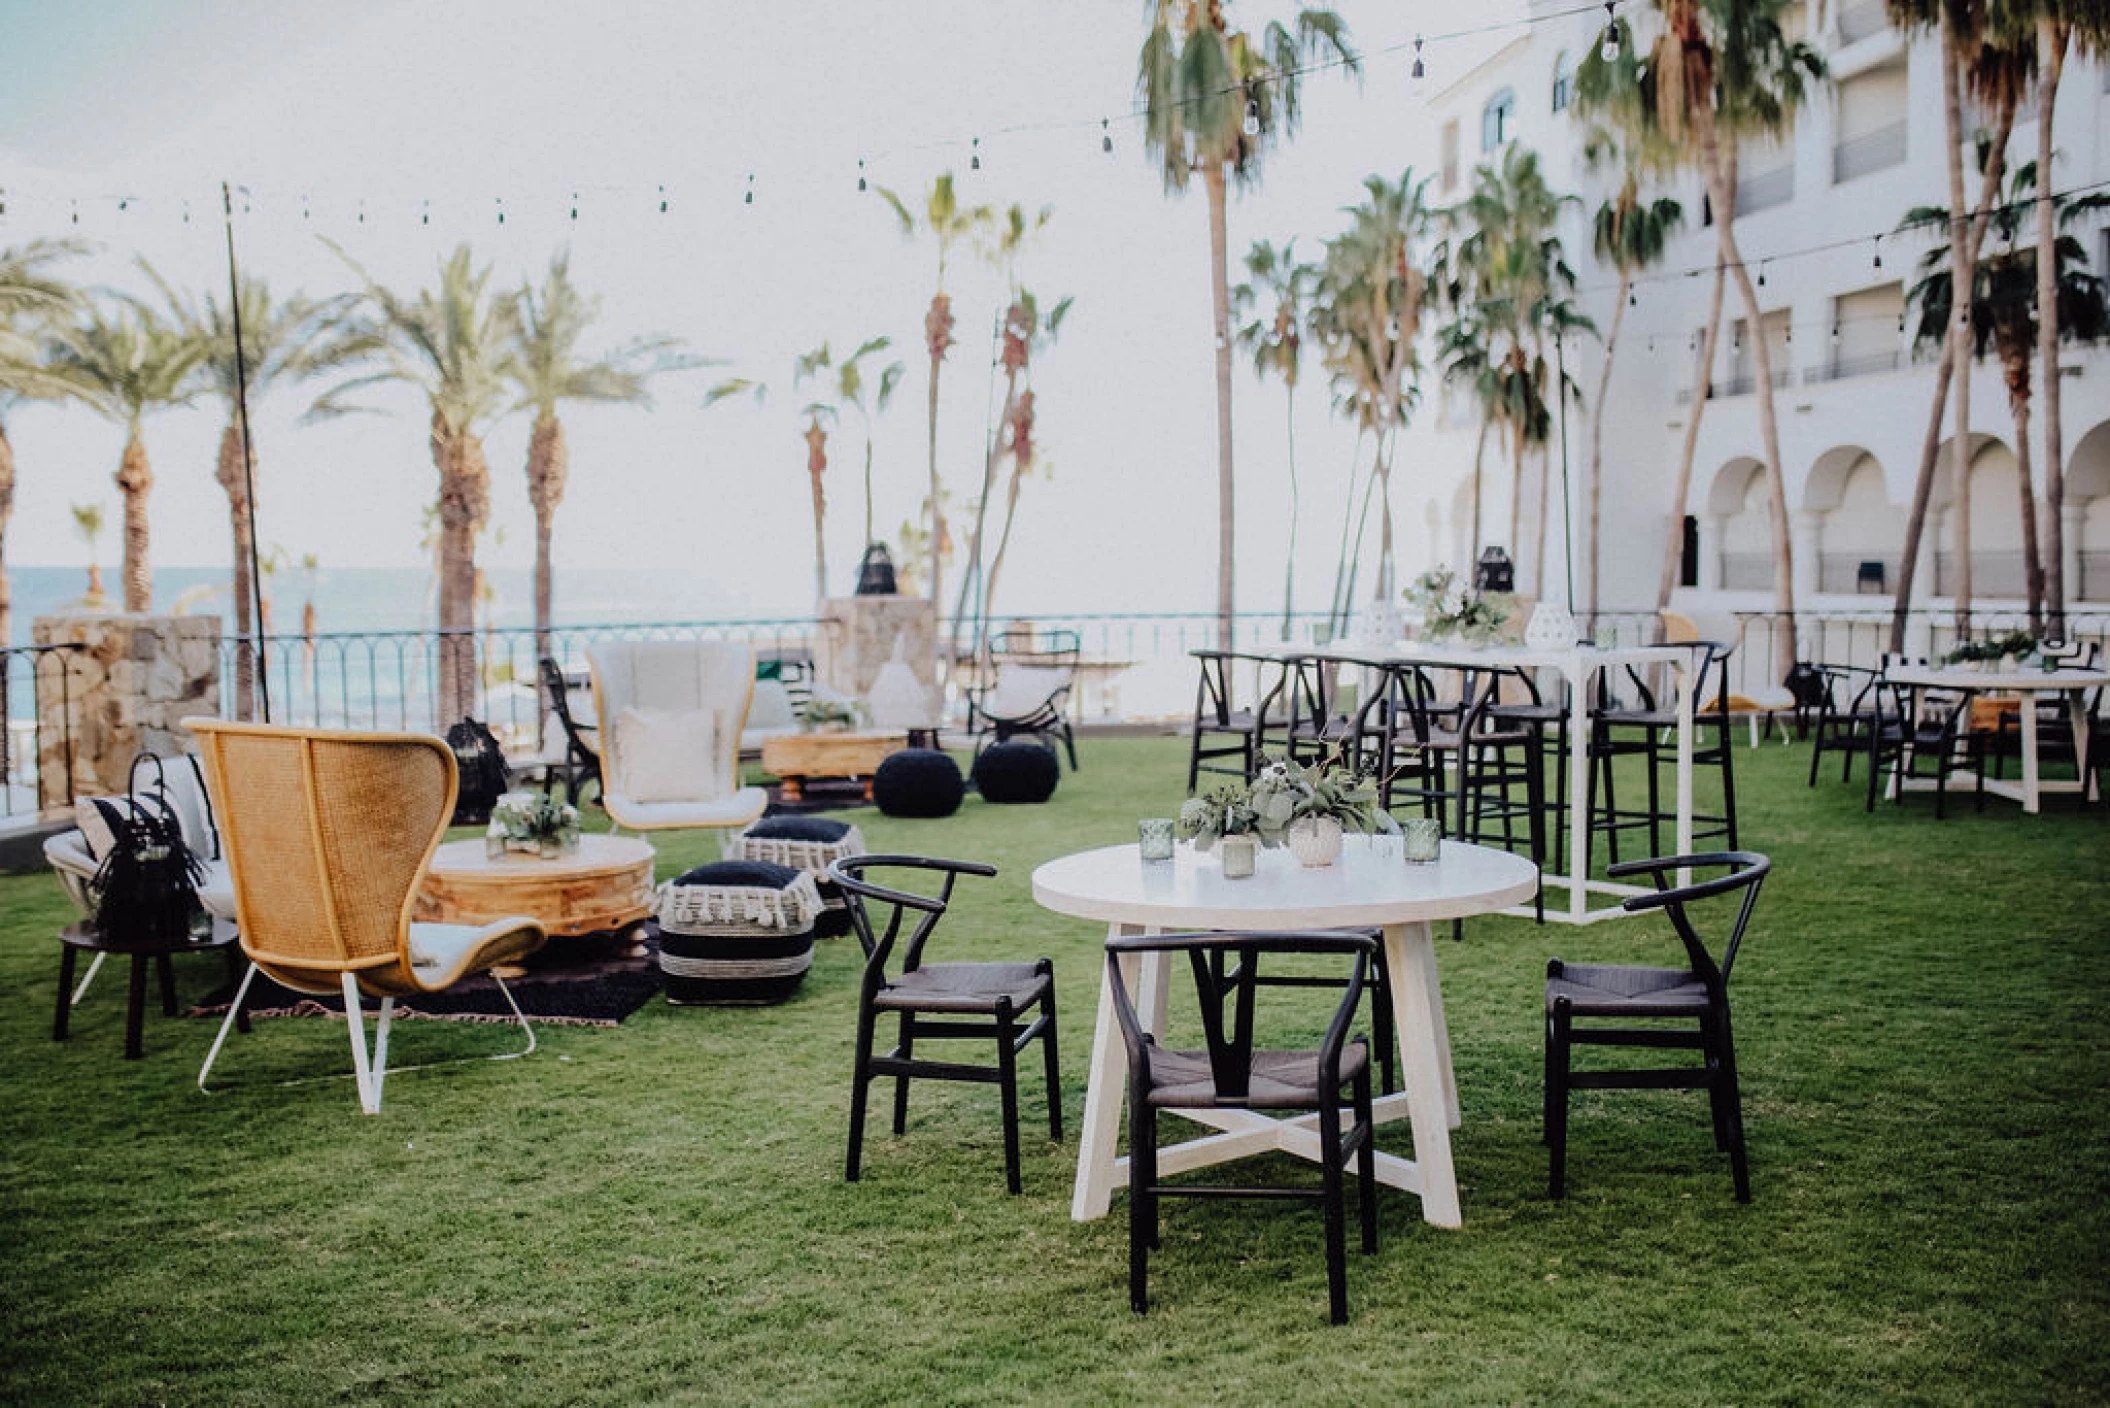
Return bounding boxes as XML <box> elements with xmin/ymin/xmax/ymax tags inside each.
<box><xmin>1884</xmin><ymin>664</ymin><xmax>2108</xmax><ymax>813</ymax></box>
<box><xmin>1032</xmin><ymin>837</ymin><xmax>1539</xmax><ymax>1229</ymax></box>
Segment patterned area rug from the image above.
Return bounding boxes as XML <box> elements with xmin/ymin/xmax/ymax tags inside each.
<box><xmin>189</xmin><ymin>930</ymin><xmax>663</xmax><ymax>1027</ymax></box>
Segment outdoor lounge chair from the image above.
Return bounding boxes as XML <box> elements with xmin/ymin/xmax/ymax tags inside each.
<box><xmin>964</xmin><ymin>628</ymin><xmax>1080</xmax><ymax>770</ymax></box>
<box><xmin>186</xmin><ymin>719</ymin><xmax>547</xmax><ymax>1114</ymax></box>
<box><xmin>586</xmin><ymin>639</ymin><xmax>769</xmax><ymax>835</ymax></box>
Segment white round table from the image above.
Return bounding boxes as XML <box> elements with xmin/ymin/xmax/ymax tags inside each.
<box><xmin>1033</xmin><ymin>836</ymin><xmax>1539</xmax><ymax>1228</ymax></box>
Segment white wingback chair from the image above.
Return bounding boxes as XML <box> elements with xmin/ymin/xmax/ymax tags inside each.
<box><xmin>587</xmin><ymin>639</ymin><xmax>769</xmax><ymax>834</ymax></box>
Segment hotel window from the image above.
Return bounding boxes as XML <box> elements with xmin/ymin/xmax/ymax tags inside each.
<box><xmin>1834</xmin><ymin>62</ymin><xmax>1907</xmax><ymax>183</ymax></box>
<box><xmin>1551</xmin><ymin>52</ymin><xmax>1572</xmax><ymax>113</ymax></box>
<box><xmin>1482</xmin><ymin>88</ymin><xmax>1516</xmax><ymax>152</ymax></box>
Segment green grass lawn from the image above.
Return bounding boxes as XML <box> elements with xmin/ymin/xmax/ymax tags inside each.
<box><xmin>2</xmin><ymin>735</ymin><xmax>2105</xmax><ymax>1405</ymax></box>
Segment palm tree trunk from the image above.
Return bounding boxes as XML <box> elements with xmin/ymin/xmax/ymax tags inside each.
<box><xmin>983</xmin><ymin>457</ymin><xmax>1029</xmax><ymax>624</ymax></box>
<box><xmin>2037</xmin><ymin>16</ymin><xmax>2069</xmax><ymax>636</ymax></box>
<box><xmin>1329</xmin><ymin>426</ymin><xmax>1366</xmax><ymax>635</ymax></box>
<box><xmin>1205</xmin><ymin>159</ymin><xmax>1237</xmax><ymax>649</ymax></box>
<box><xmin>1941</xmin><ymin>14</ymin><xmax>1975</xmax><ymax>633</ymax></box>
<box><xmin>216</xmin><ymin>421</ymin><xmax>257</xmax><ymax>719</ymax></box>
<box><xmin>115</xmin><ymin>429</ymin><xmax>153</xmax><ymax>614</ymax></box>
<box><xmin>1591</xmin><ymin>275</ymin><xmax>1628</xmax><ymax>617</ymax></box>
<box><xmin>1660</xmin><ymin>262</ymin><xmax>1726</xmax><ymax>610</ymax></box>
<box><xmin>1888</xmin><ymin>353</ymin><xmax>1956</xmax><ymax>655</ymax></box>
<box><xmin>925</xmin><ymin>290</ymin><xmax>953</xmax><ymax>640</ymax></box>
<box><xmin>2007</xmin><ymin>361</ymin><xmax>2043</xmax><ymax>635</ymax></box>
<box><xmin>1280</xmin><ymin>381</ymin><xmax>1298</xmax><ymax>640</ymax></box>
<box><xmin>1469</xmin><ymin>416</ymin><xmax>1489</xmax><ymax>563</ymax></box>
<box><xmin>862</xmin><ymin>432</ymin><xmax>876</xmax><ymax>547</ymax></box>
<box><xmin>1509</xmin><ymin>417</ymin><xmax>1527</xmax><ymax>590</ymax></box>
<box><xmin>0</xmin><ymin>414</ymin><xmax>12</xmax><ymax>781</ymax></box>
<box><xmin>1697</xmin><ymin>113</ymin><xmax>1795</xmax><ymax>676</ymax></box>
<box><xmin>433</xmin><ymin>415</ymin><xmax>490</xmax><ymax>727</ymax></box>
<box><xmin>526</xmin><ymin>410</ymin><xmax>567</xmax><ymax>674</ymax></box>
<box><xmin>951</xmin><ymin>359</ymin><xmax>1016</xmax><ymax>668</ymax></box>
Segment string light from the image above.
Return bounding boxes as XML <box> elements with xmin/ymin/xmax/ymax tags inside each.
<box><xmin>1101</xmin><ymin>118</ymin><xmax>1112</xmax><ymax>154</ymax></box>
<box><xmin>570</xmin><ymin>191</ymin><xmax>579</xmax><ymax>220</ymax></box>
<box><xmin>1757</xmin><ymin>260</ymin><xmax>1767</xmax><ymax>287</ymax></box>
<box><xmin>357</xmin><ymin>198</ymin><xmax>365</xmax><ymax>224</ymax></box>
<box><xmin>1410</xmin><ymin>36</ymin><xmax>1425</xmax><ymax>90</ymax></box>
<box><xmin>421</xmin><ymin>199</ymin><xmax>429</xmax><ymax>226</ymax></box>
<box><xmin>301</xmin><ymin>194</ymin><xmax>311</xmax><ymax>221</ymax></box>
<box><xmin>1628</xmin><ymin>287</ymin><xmax>1637</xmax><ymax>307</ymax></box>
<box><xmin>1872</xmin><ymin>234</ymin><xmax>1883</xmax><ymax>269</ymax></box>
<box><xmin>856</xmin><ymin>159</ymin><xmax>866</xmax><ymax>192</ymax></box>
<box><xmin>744</xmin><ymin>173</ymin><xmax>754</xmax><ymax>205</ymax></box>
<box><xmin>1243</xmin><ymin>95</ymin><xmax>1261</xmax><ymax>137</ymax></box>
<box><xmin>1599</xmin><ymin>2</ymin><xmax>1621</xmax><ymax>63</ymax></box>
<box><xmin>495</xmin><ymin>197</ymin><xmax>504</xmax><ymax>225</ymax></box>
<box><xmin>658</xmin><ymin>184</ymin><xmax>668</xmax><ymax>214</ymax></box>
<box><xmin>970</xmin><ymin>136</ymin><xmax>981</xmax><ymax>171</ymax></box>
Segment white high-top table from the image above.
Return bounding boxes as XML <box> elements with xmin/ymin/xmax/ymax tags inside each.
<box><xmin>1300</xmin><ymin>640</ymin><xmax>1700</xmax><ymax>924</ymax></box>
<box><xmin>1034</xmin><ymin>836</ymin><xmax>1539</xmax><ymax>1229</ymax></box>
<box><xmin>1884</xmin><ymin>663</ymin><xmax>2108</xmax><ymax>813</ymax></box>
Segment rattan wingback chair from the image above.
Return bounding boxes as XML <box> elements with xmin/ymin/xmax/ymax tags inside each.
<box><xmin>187</xmin><ymin>720</ymin><xmax>547</xmax><ymax>1114</ymax></box>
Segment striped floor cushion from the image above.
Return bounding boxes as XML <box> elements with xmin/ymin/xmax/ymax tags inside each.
<box><xmin>655</xmin><ymin>860</ymin><xmax>821</xmax><ymax>1004</ymax></box>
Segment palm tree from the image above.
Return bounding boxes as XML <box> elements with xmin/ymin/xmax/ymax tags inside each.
<box><xmin>979</xmin><ymin>289</ymin><xmax>1074</xmax><ymax>629</ymax></box>
<box><xmin>1587</xmin><ymin>187</ymin><xmax>1681</xmax><ymax>616</ymax></box>
<box><xmin>1232</xmin><ymin>238</ymin><xmax>1314</xmax><ymax>637</ymax></box>
<box><xmin>1902</xmin><ymin>165</ymin><xmax>2109</xmax><ymax>634</ymax></box>
<box><xmin>318</xmin><ymin>243</ymin><xmax>518</xmax><ymax>726</ymax></box>
<box><xmin>510</xmin><ymin>252</ymin><xmax>678</xmax><ymax>667</ymax></box>
<box><xmin>45</xmin><ymin>302</ymin><xmax>203</xmax><ymax>613</ymax></box>
<box><xmin>0</xmin><ymin>239</ymin><xmax>86</xmax><ymax>658</ymax></box>
<box><xmin>1442</xmin><ymin>146</ymin><xmax>1589</xmax><ymax>598</ymax></box>
<box><xmin>1639</xmin><ymin>0</ymin><xmax>1822</xmax><ymax>671</ymax></box>
<box><xmin>2028</xmin><ymin>4</ymin><xmax>2109</xmax><ymax>634</ymax></box>
<box><xmin>1311</xmin><ymin>169</ymin><xmax>1434</xmax><ymax>626</ymax></box>
<box><xmin>1137</xmin><ymin>0</ymin><xmax>1358</xmax><ymax>646</ymax></box>
<box><xmin>69</xmin><ymin>503</ymin><xmax>108</xmax><ymax>607</ymax></box>
<box><xmin>143</xmin><ymin>264</ymin><xmax>363</xmax><ymax>719</ymax></box>
<box><xmin>1883</xmin><ymin>0</ymin><xmax>2026</xmax><ymax>642</ymax></box>
<box><xmin>876</xmin><ymin>174</ymin><xmax>993</xmax><ymax>623</ymax></box>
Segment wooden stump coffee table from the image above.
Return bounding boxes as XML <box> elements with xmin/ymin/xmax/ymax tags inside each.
<box><xmin>761</xmin><ymin>731</ymin><xmax>906</xmax><ymax>803</ymax></box>
<box><xmin>416</xmin><ymin>834</ymin><xmax>656</xmax><ymax>938</ymax></box>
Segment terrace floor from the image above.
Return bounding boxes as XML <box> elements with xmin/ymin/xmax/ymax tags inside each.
<box><xmin>2</xmin><ymin>735</ymin><xmax>2105</xmax><ymax>1404</ymax></box>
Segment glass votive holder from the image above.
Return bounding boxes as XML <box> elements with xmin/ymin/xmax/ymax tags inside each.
<box><xmin>1138</xmin><ymin>817</ymin><xmax>1176</xmax><ymax>862</ymax></box>
<box><xmin>1594</xmin><ymin>624</ymin><xmax>1619</xmax><ymax>650</ymax></box>
<box><xmin>1401</xmin><ymin>817</ymin><xmax>1442</xmax><ymax>864</ymax></box>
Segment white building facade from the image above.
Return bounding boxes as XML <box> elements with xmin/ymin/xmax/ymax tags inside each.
<box><xmin>1397</xmin><ymin>0</ymin><xmax>2110</xmax><ymax>660</ymax></box>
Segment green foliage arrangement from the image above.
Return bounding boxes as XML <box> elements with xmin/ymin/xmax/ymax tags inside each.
<box><xmin>801</xmin><ymin>696</ymin><xmax>868</xmax><ymax>731</ymax></box>
<box><xmin>1945</xmin><ymin>630</ymin><xmax>2040</xmax><ymax>665</ymax></box>
<box><xmin>1176</xmin><ymin>753</ymin><xmax>1379</xmax><ymax>849</ymax></box>
<box><xmin>1404</xmin><ymin>565</ymin><xmax>1513</xmax><ymax>645</ymax></box>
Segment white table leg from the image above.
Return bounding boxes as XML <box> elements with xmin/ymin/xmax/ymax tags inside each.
<box><xmin>1565</xmin><ymin>661</ymin><xmax>1591</xmax><ymax>922</ymax></box>
<box><xmin>1675</xmin><ymin>659</ymin><xmax>1696</xmax><ymax>859</ymax></box>
<box><xmin>2072</xmin><ymin>692</ymin><xmax>2096</xmax><ymax>803</ymax></box>
<box><xmin>1072</xmin><ymin>923</ymin><xmax>1138</xmax><ymax>1220</ymax></box>
<box><xmin>2021</xmin><ymin>694</ymin><xmax>2043</xmax><ymax>814</ymax></box>
<box><xmin>1385</xmin><ymin>919</ymin><xmax>1462</xmax><ymax>1228</ymax></box>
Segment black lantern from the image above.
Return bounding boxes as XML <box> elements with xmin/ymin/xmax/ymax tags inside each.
<box><xmin>855</xmin><ymin>543</ymin><xmax>898</xmax><ymax>595</ymax></box>
<box><xmin>1475</xmin><ymin>547</ymin><xmax>1515</xmax><ymax>594</ymax></box>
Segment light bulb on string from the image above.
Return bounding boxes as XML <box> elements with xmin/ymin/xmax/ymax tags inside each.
<box><xmin>495</xmin><ymin>197</ymin><xmax>504</xmax><ymax>225</ymax></box>
<box><xmin>117</xmin><ymin>198</ymin><xmax>128</xmax><ymax>213</ymax></box>
<box><xmin>856</xmin><ymin>159</ymin><xmax>866</xmax><ymax>192</ymax></box>
<box><xmin>357</xmin><ymin>199</ymin><xmax>365</xmax><ymax>224</ymax></box>
<box><xmin>421</xmin><ymin>199</ymin><xmax>430</xmax><ymax>226</ymax></box>
<box><xmin>70</xmin><ymin>201</ymin><xmax>78</xmax><ymax>225</ymax></box>
<box><xmin>1757</xmin><ymin>261</ymin><xmax>1766</xmax><ymax>288</ymax></box>
<box><xmin>658</xmin><ymin>184</ymin><xmax>668</xmax><ymax>214</ymax></box>
<box><xmin>1600</xmin><ymin>3</ymin><xmax>1621</xmax><ymax>63</ymax></box>
<box><xmin>744</xmin><ymin>173</ymin><xmax>755</xmax><ymax>205</ymax></box>
<box><xmin>301</xmin><ymin>194</ymin><xmax>310</xmax><ymax>221</ymax></box>
<box><xmin>1872</xmin><ymin>234</ymin><xmax>1883</xmax><ymax>269</ymax></box>
<box><xmin>1410</xmin><ymin>36</ymin><xmax>1425</xmax><ymax>91</ymax></box>
<box><xmin>1102</xmin><ymin>118</ymin><xmax>1112</xmax><ymax>154</ymax></box>
<box><xmin>570</xmin><ymin>191</ymin><xmax>579</xmax><ymax>221</ymax></box>
<box><xmin>970</xmin><ymin>137</ymin><xmax>981</xmax><ymax>171</ymax></box>
<box><xmin>1243</xmin><ymin>95</ymin><xmax>1261</xmax><ymax>137</ymax></box>
<box><xmin>1628</xmin><ymin>287</ymin><xmax>1638</xmax><ymax>307</ymax></box>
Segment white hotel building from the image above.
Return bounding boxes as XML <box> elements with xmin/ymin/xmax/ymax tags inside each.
<box><xmin>1398</xmin><ymin>0</ymin><xmax>2110</xmax><ymax>660</ymax></box>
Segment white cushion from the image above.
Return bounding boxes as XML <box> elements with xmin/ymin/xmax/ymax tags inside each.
<box><xmin>985</xmin><ymin>664</ymin><xmax>1069</xmax><ymax>720</ymax></box>
<box><xmin>605</xmin><ymin>785</ymin><xmax>770</xmax><ymax>832</ymax></box>
<box><xmin>616</xmin><ymin>705</ymin><xmax>722</xmax><ymax>803</ymax></box>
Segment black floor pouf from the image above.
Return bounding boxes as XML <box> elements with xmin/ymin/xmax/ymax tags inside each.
<box><xmin>655</xmin><ymin>860</ymin><xmax>821</xmax><ymax>1004</ymax></box>
<box><xmin>973</xmin><ymin>741</ymin><xmax>1060</xmax><ymax>804</ymax></box>
<box><xmin>873</xmin><ymin>748</ymin><xmax>966</xmax><ymax>818</ymax></box>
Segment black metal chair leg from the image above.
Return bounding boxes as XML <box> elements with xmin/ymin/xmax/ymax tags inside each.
<box><xmin>997</xmin><ymin>1003</ymin><xmax>1022</xmax><ymax>1195</ymax></box>
<box><xmin>891</xmin><ymin>1012</ymin><xmax>916</xmax><ymax>1136</ymax></box>
<box><xmin>1040</xmin><ymin>971</ymin><xmax>1063</xmax><ymax>1140</ymax></box>
<box><xmin>1318</xmin><ymin>1099</ymin><xmax>1349</xmax><ymax>1325</ymax></box>
<box><xmin>1547</xmin><ymin>999</ymin><xmax>1572</xmax><ymax>1199</ymax></box>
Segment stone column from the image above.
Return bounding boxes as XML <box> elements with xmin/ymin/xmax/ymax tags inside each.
<box><xmin>2060</xmin><ymin>502</ymin><xmax>2086</xmax><ymax>616</ymax></box>
<box><xmin>32</xmin><ymin>614</ymin><xmax>222</xmax><ymax>808</ymax></box>
<box><xmin>1791</xmin><ymin>509</ymin><xmax>1823</xmax><ymax>606</ymax></box>
<box><xmin>814</xmin><ymin>596</ymin><xmax>937</xmax><ymax>700</ymax></box>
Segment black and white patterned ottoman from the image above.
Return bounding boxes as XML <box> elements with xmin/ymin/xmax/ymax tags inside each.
<box><xmin>653</xmin><ymin>860</ymin><xmax>822</xmax><ymax>1004</ymax></box>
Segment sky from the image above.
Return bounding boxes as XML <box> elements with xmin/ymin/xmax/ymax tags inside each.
<box><xmin>0</xmin><ymin>0</ymin><xmax>1514</xmax><ymax>621</ymax></box>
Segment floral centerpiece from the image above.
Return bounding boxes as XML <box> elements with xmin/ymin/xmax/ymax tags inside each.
<box><xmin>489</xmin><ymin>790</ymin><xmax>582</xmax><ymax>859</ymax></box>
<box><xmin>802</xmin><ymin>695</ymin><xmax>868</xmax><ymax>732</ymax></box>
<box><xmin>1177</xmin><ymin>754</ymin><xmax>1380</xmax><ymax>870</ymax></box>
<box><xmin>1944</xmin><ymin>630</ymin><xmax>2040</xmax><ymax>670</ymax></box>
<box><xmin>1404</xmin><ymin>565</ymin><xmax>1514</xmax><ymax>646</ymax></box>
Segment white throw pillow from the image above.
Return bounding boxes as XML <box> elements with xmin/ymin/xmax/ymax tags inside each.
<box><xmin>616</xmin><ymin>706</ymin><xmax>722</xmax><ymax>803</ymax></box>
<box><xmin>986</xmin><ymin>665</ymin><xmax>1067</xmax><ymax>719</ymax></box>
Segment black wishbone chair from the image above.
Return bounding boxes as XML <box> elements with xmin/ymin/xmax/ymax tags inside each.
<box><xmin>1108</xmin><ymin>929</ymin><xmax>1380</xmax><ymax>1325</ymax></box>
<box><xmin>830</xmin><ymin>855</ymin><xmax>1061</xmax><ymax>1195</ymax></box>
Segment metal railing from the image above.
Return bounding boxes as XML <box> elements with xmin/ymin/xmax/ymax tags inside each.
<box><xmin>1832</xmin><ymin>122</ymin><xmax>1907</xmax><ymax>183</ymax></box>
<box><xmin>2</xmin><ymin>643</ymin><xmax>87</xmax><ymax>819</ymax></box>
<box><xmin>1935</xmin><ymin>551</ymin><xmax>2030</xmax><ymax>599</ymax></box>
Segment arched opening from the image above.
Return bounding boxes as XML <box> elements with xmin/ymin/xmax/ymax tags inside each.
<box><xmin>1804</xmin><ymin>445</ymin><xmax>1902</xmax><ymax>593</ymax></box>
<box><xmin>2068</xmin><ymin>419</ymin><xmax>2110</xmax><ymax>601</ymax></box>
<box><xmin>1930</xmin><ymin>434</ymin><xmax>2019</xmax><ymax>597</ymax></box>
<box><xmin>1706</xmin><ymin>457</ymin><xmax>1772</xmax><ymax>592</ymax></box>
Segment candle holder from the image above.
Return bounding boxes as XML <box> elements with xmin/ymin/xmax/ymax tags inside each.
<box><xmin>1401</xmin><ymin>817</ymin><xmax>1442</xmax><ymax>864</ymax></box>
<box><xmin>1138</xmin><ymin>817</ymin><xmax>1176</xmax><ymax>862</ymax></box>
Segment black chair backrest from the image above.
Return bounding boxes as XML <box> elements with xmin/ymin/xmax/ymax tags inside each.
<box><xmin>829</xmin><ymin>854</ymin><xmax>997</xmax><ymax>980</ymax></box>
<box><xmin>1608</xmin><ymin>851</ymin><xmax>1770</xmax><ymax>988</ymax></box>
<box><xmin>1104</xmin><ymin>931</ymin><xmax>1375</xmax><ymax>1104</ymax></box>
<box><xmin>1191</xmin><ymin>650</ymin><xmax>1287</xmax><ymax>728</ymax></box>
<box><xmin>540</xmin><ymin>658</ymin><xmax>595</xmax><ymax>747</ymax></box>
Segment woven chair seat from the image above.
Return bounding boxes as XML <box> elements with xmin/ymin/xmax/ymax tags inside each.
<box><xmin>873</xmin><ymin>960</ymin><xmax>1051</xmax><ymax>1014</ymax></box>
<box><xmin>1143</xmin><ymin>1043</ymin><xmax>1371</xmax><ymax>1110</ymax></box>
<box><xmin>1546</xmin><ymin>961</ymin><xmax>1710</xmax><ymax>1017</ymax></box>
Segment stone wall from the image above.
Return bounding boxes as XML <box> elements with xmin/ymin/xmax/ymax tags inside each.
<box><xmin>33</xmin><ymin>614</ymin><xmax>221</xmax><ymax>806</ymax></box>
<box><xmin>814</xmin><ymin>596</ymin><xmax>937</xmax><ymax>699</ymax></box>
